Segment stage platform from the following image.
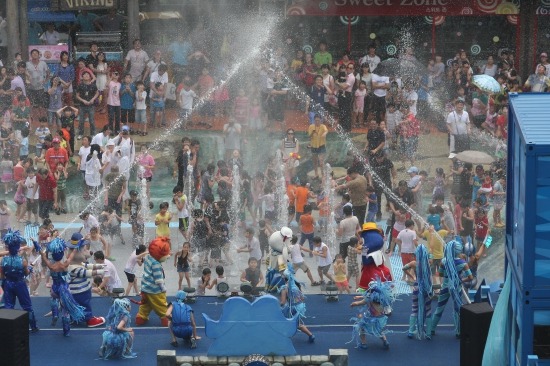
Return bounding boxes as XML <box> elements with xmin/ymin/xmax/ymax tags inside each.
<box><xmin>27</xmin><ymin>294</ymin><xmax>459</xmax><ymax>366</ymax></box>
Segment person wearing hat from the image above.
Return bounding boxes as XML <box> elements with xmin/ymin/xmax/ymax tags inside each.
<box><xmin>358</xmin><ymin>222</ymin><xmax>392</xmax><ymax>291</ymax></box>
<box><xmin>446</xmin><ymin>98</ymin><xmax>470</xmax><ymax>157</ymax></box>
<box><xmin>524</xmin><ymin>64</ymin><xmax>550</xmax><ymax>93</ymax></box>
<box><xmin>100</xmin><ymin>139</ymin><xmax>116</xmax><ymax>186</ymax></box>
<box><xmin>112</xmin><ymin>125</ymin><xmax>135</xmax><ymax>164</ymax></box>
<box><xmin>45</xmin><ymin>135</ymin><xmax>69</xmax><ymax>172</ymax></box>
<box><xmin>166</xmin><ymin>290</ymin><xmax>199</xmax><ymax>348</ymax></box>
<box><xmin>67</xmin><ymin>232</ymin><xmax>106</xmax><ymax>328</ymax></box>
<box><xmin>31</xmin><ymin>168</ymin><xmax>58</xmax><ymax>220</ymax></box>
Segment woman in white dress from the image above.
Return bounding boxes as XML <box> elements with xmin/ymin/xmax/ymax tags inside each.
<box><xmin>93</xmin><ymin>52</ymin><xmax>109</xmax><ymax>113</ymax></box>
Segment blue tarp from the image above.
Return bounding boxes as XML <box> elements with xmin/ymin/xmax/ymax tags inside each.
<box><xmin>28</xmin><ymin>11</ymin><xmax>76</xmax><ymax>23</ymax></box>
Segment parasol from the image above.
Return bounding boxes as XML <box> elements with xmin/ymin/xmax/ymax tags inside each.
<box><xmin>472</xmin><ymin>74</ymin><xmax>502</xmax><ymax>94</ymax></box>
<box><xmin>455</xmin><ymin>150</ymin><xmax>495</xmax><ymax>164</ymax></box>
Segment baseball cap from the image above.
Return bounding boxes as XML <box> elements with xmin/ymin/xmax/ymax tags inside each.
<box><xmin>52</xmin><ymin>137</ymin><xmax>60</xmax><ymax>143</ymax></box>
<box><xmin>106</xmin><ymin>139</ymin><xmax>115</xmax><ymax>147</ymax></box>
<box><xmin>407</xmin><ymin>166</ymin><xmax>419</xmax><ymax>174</ymax></box>
<box><xmin>121</xmin><ymin>125</ymin><xmax>130</xmax><ymax>132</ymax></box>
<box><xmin>542</xmin><ymin>52</ymin><xmax>548</xmax><ymax>57</ymax></box>
<box><xmin>455</xmin><ymin>98</ymin><xmax>465</xmax><ymax>104</ymax></box>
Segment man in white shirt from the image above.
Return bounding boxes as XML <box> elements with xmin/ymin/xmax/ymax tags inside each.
<box><xmin>39</xmin><ymin>23</ymin><xmax>61</xmax><ymax>45</ymax></box>
<box><xmin>91</xmin><ymin>125</ymin><xmax>112</xmax><ymax>152</ymax></box>
<box><xmin>446</xmin><ymin>99</ymin><xmax>470</xmax><ymax>155</ymax></box>
<box><xmin>337</xmin><ymin>64</ymin><xmax>356</xmax><ymax>131</ymax></box>
<box><xmin>94</xmin><ymin>251</ymin><xmax>122</xmax><ymax>294</ymax></box>
<box><xmin>26</xmin><ymin>49</ymin><xmax>50</xmax><ymax>110</ymax></box>
<box><xmin>112</xmin><ymin>125</ymin><xmax>135</xmax><ymax>164</ymax></box>
<box><xmin>402</xmin><ymin>83</ymin><xmax>418</xmax><ymax>117</ymax></box>
<box><xmin>358</xmin><ymin>45</ymin><xmax>381</xmax><ymax>72</ymax></box>
<box><xmin>371</xmin><ymin>73</ymin><xmax>389</xmax><ymax>123</ymax></box>
<box><xmin>237</xmin><ymin>228</ymin><xmax>262</xmax><ymax>263</ymax></box>
<box><xmin>80</xmin><ymin>211</ymin><xmax>99</xmax><ymax>237</ymax></box>
<box><xmin>149</xmin><ymin>64</ymin><xmax>169</xmax><ymax>126</ymax></box>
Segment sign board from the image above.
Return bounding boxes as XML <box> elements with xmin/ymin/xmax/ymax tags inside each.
<box><xmin>28</xmin><ymin>44</ymin><xmax>69</xmax><ymax>62</ymax></box>
<box><xmin>51</xmin><ymin>0</ymin><xmax>120</xmax><ymax>11</ymax></box>
<box><xmin>286</xmin><ymin>0</ymin><xmax>520</xmax><ymax>17</ymax></box>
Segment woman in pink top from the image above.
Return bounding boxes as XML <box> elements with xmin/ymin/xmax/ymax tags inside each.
<box><xmin>106</xmin><ymin>71</ymin><xmax>121</xmax><ymax>133</ymax></box>
<box><xmin>136</xmin><ymin>144</ymin><xmax>155</xmax><ymax>199</ymax></box>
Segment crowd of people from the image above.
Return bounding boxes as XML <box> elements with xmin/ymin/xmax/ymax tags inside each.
<box><xmin>0</xmin><ymin>27</ymin><xmax>538</xmax><ymax>356</ymax></box>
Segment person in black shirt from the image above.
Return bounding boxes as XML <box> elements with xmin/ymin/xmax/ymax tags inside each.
<box><xmin>75</xmin><ymin>71</ymin><xmax>99</xmax><ymax>138</ymax></box>
<box><xmin>369</xmin><ymin>151</ymin><xmax>397</xmax><ymax>221</ymax></box>
<box><xmin>364</xmin><ymin>120</ymin><xmax>385</xmax><ymax>159</ymax></box>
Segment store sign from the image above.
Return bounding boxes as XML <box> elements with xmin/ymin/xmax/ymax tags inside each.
<box><xmin>287</xmin><ymin>0</ymin><xmax>519</xmax><ymax>16</ymax></box>
<box><xmin>28</xmin><ymin>45</ymin><xmax>69</xmax><ymax>62</ymax></box>
<box><xmin>51</xmin><ymin>0</ymin><xmax>118</xmax><ymax>11</ymax></box>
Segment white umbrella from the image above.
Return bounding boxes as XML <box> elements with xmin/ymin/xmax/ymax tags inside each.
<box><xmin>472</xmin><ymin>74</ymin><xmax>502</xmax><ymax>94</ymax></box>
<box><xmin>455</xmin><ymin>150</ymin><xmax>495</xmax><ymax>164</ymax></box>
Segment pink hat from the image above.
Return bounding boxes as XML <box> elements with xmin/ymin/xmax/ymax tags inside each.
<box><xmin>52</xmin><ymin>137</ymin><xmax>60</xmax><ymax>143</ymax></box>
<box><xmin>541</xmin><ymin>52</ymin><xmax>548</xmax><ymax>57</ymax></box>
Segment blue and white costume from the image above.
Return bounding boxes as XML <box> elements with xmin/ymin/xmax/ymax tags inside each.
<box><xmin>407</xmin><ymin>244</ymin><xmax>433</xmax><ymax>340</ymax></box>
<box><xmin>170</xmin><ymin>291</ymin><xmax>194</xmax><ymax>341</ymax></box>
<box><xmin>100</xmin><ymin>298</ymin><xmax>136</xmax><ymax>359</ymax></box>
<box><xmin>0</xmin><ymin>230</ymin><xmax>38</xmax><ymax>332</ymax></box>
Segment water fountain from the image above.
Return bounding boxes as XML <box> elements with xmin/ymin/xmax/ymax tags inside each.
<box><xmin>136</xmin><ymin>165</ymin><xmax>151</xmax><ymax>248</ymax></box>
<box><xmin>323</xmin><ymin>163</ymin><xmax>338</xmax><ymax>255</ymax></box>
<box><xmin>275</xmin><ymin>149</ymin><xmax>289</xmax><ymax>230</ymax></box>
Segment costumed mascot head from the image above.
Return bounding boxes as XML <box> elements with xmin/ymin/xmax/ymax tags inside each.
<box><xmin>3</xmin><ymin>229</ymin><xmax>26</xmax><ymax>256</ymax></box>
<box><xmin>266</xmin><ymin>227</ymin><xmax>293</xmax><ymax>294</ymax></box>
<box><xmin>135</xmin><ymin>236</ymin><xmax>171</xmax><ymax>326</ymax></box>
<box><xmin>66</xmin><ymin>232</ymin><xmax>88</xmax><ymax>262</ymax></box>
<box><xmin>48</xmin><ymin>237</ymin><xmax>67</xmax><ymax>262</ymax></box>
<box><xmin>358</xmin><ymin>222</ymin><xmax>392</xmax><ymax>290</ymax></box>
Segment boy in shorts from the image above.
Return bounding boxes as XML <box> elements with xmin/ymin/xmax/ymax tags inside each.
<box><xmin>302</xmin><ymin>236</ymin><xmax>335</xmax><ymax>285</ymax></box>
<box><xmin>288</xmin><ymin>235</ymin><xmax>316</xmax><ymax>286</ymax></box>
<box><xmin>173</xmin><ymin>186</ymin><xmax>189</xmax><ymax>240</ymax></box>
<box><xmin>134</xmin><ymin>81</ymin><xmax>147</xmax><ymax>136</ymax></box>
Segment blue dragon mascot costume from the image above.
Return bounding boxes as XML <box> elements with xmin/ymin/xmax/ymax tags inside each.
<box><xmin>0</xmin><ymin>230</ymin><xmax>39</xmax><ymax>332</ymax></box>
<box><xmin>428</xmin><ymin>237</ymin><xmax>473</xmax><ymax>338</ymax></box>
<box><xmin>39</xmin><ymin>237</ymin><xmax>86</xmax><ymax>336</ymax></box>
<box><xmin>358</xmin><ymin>222</ymin><xmax>392</xmax><ymax>291</ymax></box>
<box><xmin>405</xmin><ymin>243</ymin><xmax>433</xmax><ymax>340</ymax></box>
<box><xmin>99</xmin><ymin>297</ymin><xmax>137</xmax><ymax>359</ymax></box>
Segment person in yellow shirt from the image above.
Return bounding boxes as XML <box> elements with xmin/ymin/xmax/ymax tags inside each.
<box><xmin>307</xmin><ymin>114</ymin><xmax>328</xmax><ymax>179</ymax></box>
<box><xmin>419</xmin><ymin>225</ymin><xmax>449</xmax><ymax>287</ymax></box>
<box><xmin>155</xmin><ymin>201</ymin><xmax>172</xmax><ymax>244</ymax></box>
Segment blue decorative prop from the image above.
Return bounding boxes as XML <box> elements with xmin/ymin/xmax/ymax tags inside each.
<box><xmin>203</xmin><ymin>295</ymin><xmax>298</xmax><ymax>356</ymax></box>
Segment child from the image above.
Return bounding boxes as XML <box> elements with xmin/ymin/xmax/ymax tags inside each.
<box><xmin>123</xmin><ymin>244</ymin><xmax>148</xmax><ymax>296</ymax></box>
<box><xmin>233</xmin><ymin>88</ymin><xmax>249</xmax><ymax>127</ymax></box>
<box><xmin>418</xmin><ymin>225</ymin><xmax>448</xmax><ymax>287</ymax></box>
<box><xmin>316</xmin><ymin>191</ymin><xmax>330</xmax><ymax>235</ymax></box>
<box><xmin>426</xmin><ymin>205</ymin><xmax>441</xmax><ymax>231</ymax></box>
<box><xmin>333</xmin><ymin>254</ymin><xmax>351</xmax><ymax>294</ymax></box>
<box><xmin>166</xmin><ymin>290</ymin><xmax>199</xmax><ymax>349</ymax></box>
<box><xmin>258</xmin><ymin>186</ymin><xmax>276</xmax><ymax>226</ymax></box>
<box><xmin>386</xmin><ymin>208</ymin><xmax>406</xmax><ymax>254</ymax></box>
<box><xmin>347</xmin><ymin>237</ymin><xmax>361</xmax><ymax>290</ymax></box>
<box><xmin>385</xmin><ymin>103</ymin><xmax>402</xmax><ymax>150</ymax></box>
<box><xmin>86</xmin><ymin>226</ymin><xmax>112</xmax><ymax>261</ymax></box>
<box><xmin>174</xmin><ymin>242</ymin><xmax>192</xmax><ymax>290</ymax></box>
<box><xmin>120</xmin><ymin>74</ymin><xmax>136</xmax><ymax>132</ymax></box>
<box><xmin>12</xmin><ymin>95</ymin><xmax>31</xmax><ymax>141</ymax></box>
<box><xmin>19</xmin><ymin>128</ymin><xmax>29</xmax><ymax>161</ymax></box>
<box><xmin>248</xmin><ymin>97</ymin><xmax>262</xmax><ymax>131</ymax></box>
<box><xmin>475</xmin><ymin>208</ymin><xmax>490</xmax><ymax>256</ymax></box>
<box><xmin>0</xmin><ymin>200</ymin><xmax>11</xmax><ymax>237</ymax></box>
<box><xmin>47</xmin><ymin>77</ymin><xmax>63</xmax><ymax>127</ymax></box>
<box><xmin>189</xmin><ymin>209</ymin><xmax>212</xmax><ymax>267</ymax></box>
<box><xmin>155</xmin><ymin>202</ymin><xmax>172</xmax><ymax>240</ymax></box>
<box><xmin>177</xmin><ymin>77</ymin><xmax>197</xmax><ymax>127</ymax></box>
<box><xmin>28</xmin><ymin>245</ymin><xmax>42</xmax><ymax>296</ymax></box>
<box><xmin>352</xmin><ymin>80</ymin><xmax>367</xmax><ymax>128</ymax></box>
<box><xmin>432</xmin><ymin>167</ymin><xmax>446</xmax><ymax>203</ymax></box>
<box><xmin>53</xmin><ymin>162</ymin><xmax>68</xmax><ymax>215</ymax></box>
<box><xmin>207</xmin><ymin>265</ymin><xmax>228</xmax><ymax>296</ymax></box>
<box><xmin>150</xmin><ymin>82</ymin><xmax>165</xmax><ymax>128</ymax></box>
<box><xmin>0</xmin><ymin>152</ymin><xmax>13</xmax><ymax>195</ymax></box>
<box><xmin>13</xmin><ymin>174</ymin><xmax>26</xmax><ymax>222</ymax></box>
<box><xmin>134</xmin><ymin>81</ymin><xmax>147</xmax><ymax>136</ymax></box>
<box><xmin>258</xmin><ymin>219</ymin><xmax>273</xmax><ymax>260</ymax></box>
<box><xmin>98</xmin><ymin>298</ymin><xmax>136</xmax><ymax>359</ymax></box>
<box><xmin>288</xmin><ymin>234</ymin><xmax>317</xmax><ymax>286</ymax></box>
<box><xmin>477</xmin><ymin>172</ymin><xmax>493</xmax><ymax>208</ymax></box>
<box><xmin>299</xmin><ymin>204</ymin><xmax>316</xmax><ymax>254</ymax></box>
<box><xmin>35</xmin><ymin>117</ymin><xmax>50</xmax><ymax>157</ymax></box>
<box><xmin>492</xmin><ymin>174</ymin><xmax>506</xmax><ymax>228</ymax></box>
<box><xmin>57</xmin><ymin>106</ymin><xmax>79</xmax><ymax>155</ymax></box>
<box><xmin>350</xmin><ymin>280</ymin><xmax>393</xmax><ymax>349</ymax></box>
<box><xmin>396</xmin><ymin>219</ymin><xmax>418</xmax><ymax>283</ymax></box>
<box><xmin>173</xmin><ymin>186</ymin><xmax>189</xmax><ymax>240</ymax></box>
<box><xmin>125</xmin><ymin>190</ymin><xmax>144</xmax><ymax>246</ymax></box>
<box><xmin>309</xmin><ymin>236</ymin><xmax>335</xmax><ymax>284</ymax></box>
<box><xmin>240</xmin><ymin>257</ymin><xmax>265</xmax><ymax>290</ymax></box>
<box><xmin>106</xmin><ymin>71</ymin><xmax>121</xmax><ymax>133</ymax></box>
<box><xmin>366</xmin><ymin>185</ymin><xmax>378</xmax><ymax>222</ymax></box>
<box><xmin>196</xmin><ymin>268</ymin><xmax>211</xmax><ymax>296</ymax></box>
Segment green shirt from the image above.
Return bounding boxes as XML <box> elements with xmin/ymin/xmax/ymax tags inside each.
<box><xmin>56</xmin><ymin>173</ymin><xmax>67</xmax><ymax>191</ymax></box>
<box><xmin>314</xmin><ymin>51</ymin><xmax>332</xmax><ymax>67</ymax></box>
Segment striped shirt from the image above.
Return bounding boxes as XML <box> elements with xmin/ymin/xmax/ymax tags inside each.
<box><xmin>141</xmin><ymin>256</ymin><xmax>165</xmax><ymax>294</ymax></box>
<box><xmin>68</xmin><ymin>265</ymin><xmax>92</xmax><ymax>294</ymax></box>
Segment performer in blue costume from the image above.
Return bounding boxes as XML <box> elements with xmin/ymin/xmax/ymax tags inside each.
<box><xmin>99</xmin><ymin>297</ymin><xmax>137</xmax><ymax>359</ymax></box>
<box><xmin>39</xmin><ymin>237</ymin><xmax>86</xmax><ymax>336</ymax></box>
<box><xmin>0</xmin><ymin>230</ymin><xmax>39</xmax><ymax>332</ymax></box>
<box><xmin>428</xmin><ymin>237</ymin><xmax>473</xmax><ymax>337</ymax></box>
<box><xmin>349</xmin><ymin>278</ymin><xmax>395</xmax><ymax>349</ymax></box>
<box><xmin>279</xmin><ymin>263</ymin><xmax>315</xmax><ymax>343</ymax></box>
<box><xmin>402</xmin><ymin>243</ymin><xmax>433</xmax><ymax>340</ymax></box>
<box><xmin>166</xmin><ymin>290</ymin><xmax>199</xmax><ymax>348</ymax></box>
<box><xmin>358</xmin><ymin>223</ymin><xmax>392</xmax><ymax>290</ymax></box>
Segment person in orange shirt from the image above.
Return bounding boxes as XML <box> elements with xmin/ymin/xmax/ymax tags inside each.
<box><xmin>299</xmin><ymin>204</ymin><xmax>316</xmax><ymax>256</ymax></box>
<box><xmin>44</xmin><ymin>137</ymin><xmax>69</xmax><ymax>172</ymax></box>
<box><xmin>295</xmin><ymin>180</ymin><xmax>316</xmax><ymax>222</ymax></box>
<box><xmin>286</xmin><ymin>179</ymin><xmax>297</xmax><ymax>225</ymax></box>
<box><xmin>317</xmin><ymin>192</ymin><xmax>330</xmax><ymax>235</ymax></box>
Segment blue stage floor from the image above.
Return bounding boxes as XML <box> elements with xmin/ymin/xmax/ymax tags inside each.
<box><xmin>27</xmin><ymin>294</ymin><xmax>459</xmax><ymax>366</ymax></box>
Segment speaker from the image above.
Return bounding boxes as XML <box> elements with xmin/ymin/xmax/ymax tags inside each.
<box><xmin>460</xmin><ymin>302</ymin><xmax>494</xmax><ymax>366</ymax></box>
<box><xmin>0</xmin><ymin>309</ymin><xmax>30</xmax><ymax>366</ymax></box>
